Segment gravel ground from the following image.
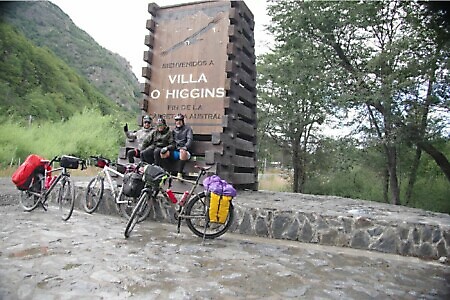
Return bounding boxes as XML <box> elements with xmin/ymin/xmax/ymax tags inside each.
<box><xmin>1</xmin><ymin>178</ymin><xmax>449</xmax><ymax>299</ymax></box>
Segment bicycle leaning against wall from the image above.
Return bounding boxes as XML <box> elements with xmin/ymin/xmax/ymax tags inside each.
<box><xmin>124</xmin><ymin>164</ymin><xmax>235</xmax><ymax>240</ymax></box>
<box><xmin>19</xmin><ymin>155</ymin><xmax>86</xmax><ymax>221</ymax></box>
<box><xmin>84</xmin><ymin>156</ymin><xmax>150</xmax><ymax>221</ymax></box>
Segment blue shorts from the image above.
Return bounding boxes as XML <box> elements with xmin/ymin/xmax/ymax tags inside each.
<box><xmin>171</xmin><ymin>150</ymin><xmax>191</xmax><ymax>160</ymax></box>
<box><xmin>172</xmin><ymin>150</ymin><xmax>180</xmax><ymax>160</ymax></box>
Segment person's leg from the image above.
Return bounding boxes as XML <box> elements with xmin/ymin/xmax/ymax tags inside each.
<box><xmin>160</xmin><ymin>157</ymin><xmax>172</xmax><ymax>172</ymax></box>
<box><xmin>134</xmin><ymin>149</ymin><xmax>141</xmax><ymax>161</ymax></box>
<box><xmin>154</xmin><ymin>147</ymin><xmax>162</xmax><ymax>166</ymax></box>
<box><xmin>178</xmin><ymin>149</ymin><xmax>191</xmax><ymax>176</ymax></box>
<box><xmin>126</xmin><ymin>149</ymin><xmax>135</xmax><ymax>163</ymax></box>
<box><xmin>126</xmin><ymin>148</ymin><xmax>140</xmax><ymax>163</ymax></box>
<box><xmin>170</xmin><ymin>150</ymin><xmax>182</xmax><ymax>177</ymax></box>
<box><xmin>178</xmin><ymin>160</ymin><xmax>186</xmax><ymax>174</ymax></box>
<box><xmin>140</xmin><ymin>148</ymin><xmax>155</xmax><ymax>164</ymax></box>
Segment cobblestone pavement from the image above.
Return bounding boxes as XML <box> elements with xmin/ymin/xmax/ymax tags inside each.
<box><xmin>0</xmin><ymin>197</ymin><xmax>449</xmax><ymax>299</ymax></box>
<box><xmin>1</xmin><ymin>178</ymin><xmax>450</xmax><ymax>299</ymax></box>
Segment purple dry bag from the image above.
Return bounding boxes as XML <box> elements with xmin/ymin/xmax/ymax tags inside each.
<box><xmin>203</xmin><ymin>175</ymin><xmax>237</xmax><ymax>197</ymax></box>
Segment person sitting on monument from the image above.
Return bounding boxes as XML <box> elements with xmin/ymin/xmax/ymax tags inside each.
<box><xmin>140</xmin><ymin>117</ymin><xmax>175</xmax><ymax>167</ymax></box>
<box><xmin>123</xmin><ymin>115</ymin><xmax>153</xmax><ymax>163</ymax></box>
<box><xmin>171</xmin><ymin>113</ymin><xmax>193</xmax><ymax>178</ymax></box>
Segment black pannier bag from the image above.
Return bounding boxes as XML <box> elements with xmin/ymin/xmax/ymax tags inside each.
<box><xmin>122</xmin><ymin>172</ymin><xmax>144</xmax><ymax>198</ymax></box>
<box><xmin>60</xmin><ymin>155</ymin><xmax>79</xmax><ymax>169</ymax></box>
<box><xmin>143</xmin><ymin>164</ymin><xmax>166</xmax><ymax>186</ymax></box>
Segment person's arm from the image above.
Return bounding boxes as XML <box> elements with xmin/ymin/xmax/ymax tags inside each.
<box><xmin>166</xmin><ymin>130</ymin><xmax>176</xmax><ymax>151</ymax></box>
<box><xmin>184</xmin><ymin>127</ymin><xmax>194</xmax><ymax>150</ymax></box>
<box><xmin>124</xmin><ymin>124</ymin><xmax>137</xmax><ymax>140</ymax></box>
<box><xmin>142</xmin><ymin>132</ymin><xmax>154</xmax><ymax>150</ymax></box>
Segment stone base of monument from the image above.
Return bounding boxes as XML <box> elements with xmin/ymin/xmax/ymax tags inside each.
<box><xmin>73</xmin><ymin>183</ymin><xmax>449</xmax><ymax>261</ymax></box>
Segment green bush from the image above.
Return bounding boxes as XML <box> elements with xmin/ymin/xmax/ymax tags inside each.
<box><xmin>305</xmin><ymin>167</ymin><xmax>380</xmax><ymax>200</ymax></box>
<box><xmin>304</xmin><ymin>165</ymin><xmax>450</xmax><ymax>214</ymax></box>
<box><xmin>405</xmin><ymin>175</ymin><xmax>450</xmax><ymax>213</ymax></box>
<box><xmin>0</xmin><ymin>109</ymin><xmax>126</xmax><ymax>166</ymax></box>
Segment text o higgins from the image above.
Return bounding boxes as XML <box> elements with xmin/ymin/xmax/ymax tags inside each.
<box><xmin>150</xmin><ymin>87</ymin><xmax>226</xmax><ymax>100</ymax></box>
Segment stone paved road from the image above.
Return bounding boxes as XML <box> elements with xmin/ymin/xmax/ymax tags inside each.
<box><xmin>0</xmin><ymin>197</ymin><xmax>449</xmax><ymax>299</ymax></box>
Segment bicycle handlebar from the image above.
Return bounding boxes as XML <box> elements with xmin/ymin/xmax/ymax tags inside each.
<box><xmin>49</xmin><ymin>155</ymin><xmax>59</xmax><ymax>165</ymax></box>
<box><xmin>46</xmin><ymin>155</ymin><xmax>87</xmax><ymax>170</ymax></box>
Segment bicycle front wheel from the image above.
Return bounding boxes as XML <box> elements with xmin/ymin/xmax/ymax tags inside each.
<box><xmin>185</xmin><ymin>192</ymin><xmax>234</xmax><ymax>239</ymax></box>
<box><xmin>84</xmin><ymin>176</ymin><xmax>104</xmax><ymax>213</ymax></box>
<box><xmin>117</xmin><ymin>185</ymin><xmax>151</xmax><ymax>222</ymax></box>
<box><xmin>20</xmin><ymin>173</ymin><xmax>44</xmax><ymax>211</ymax></box>
<box><xmin>124</xmin><ymin>192</ymin><xmax>149</xmax><ymax>238</ymax></box>
<box><xmin>57</xmin><ymin>177</ymin><xmax>75</xmax><ymax>221</ymax></box>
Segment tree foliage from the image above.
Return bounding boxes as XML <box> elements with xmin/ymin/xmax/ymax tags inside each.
<box><xmin>257</xmin><ymin>33</ymin><xmax>334</xmax><ymax>192</ymax></box>
<box><xmin>260</xmin><ymin>0</ymin><xmax>449</xmax><ymax>205</ymax></box>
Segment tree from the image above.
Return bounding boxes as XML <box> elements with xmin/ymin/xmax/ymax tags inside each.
<box><xmin>264</xmin><ymin>0</ymin><xmax>449</xmax><ymax>204</ymax></box>
<box><xmin>257</xmin><ymin>41</ymin><xmax>331</xmax><ymax>192</ymax></box>
<box><xmin>402</xmin><ymin>1</ymin><xmax>450</xmax><ymax>203</ymax></box>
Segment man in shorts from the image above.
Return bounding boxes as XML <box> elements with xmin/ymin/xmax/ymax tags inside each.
<box><xmin>172</xmin><ymin>113</ymin><xmax>193</xmax><ymax>178</ymax></box>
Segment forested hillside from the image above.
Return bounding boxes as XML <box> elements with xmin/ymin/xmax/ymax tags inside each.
<box><xmin>0</xmin><ymin>1</ymin><xmax>141</xmax><ymax>113</ymax></box>
<box><xmin>0</xmin><ymin>21</ymin><xmax>122</xmax><ymax>121</ymax></box>
<box><xmin>0</xmin><ymin>1</ymin><xmax>138</xmax><ymax>165</ymax></box>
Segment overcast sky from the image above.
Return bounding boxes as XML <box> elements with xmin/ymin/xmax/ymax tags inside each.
<box><xmin>49</xmin><ymin>0</ymin><xmax>272</xmax><ymax>81</ymax></box>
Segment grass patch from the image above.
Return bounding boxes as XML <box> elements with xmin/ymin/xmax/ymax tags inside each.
<box><xmin>258</xmin><ymin>169</ymin><xmax>291</xmax><ymax>192</ymax></box>
<box><xmin>0</xmin><ymin>109</ymin><xmax>126</xmax><ymax>168</ymax></box>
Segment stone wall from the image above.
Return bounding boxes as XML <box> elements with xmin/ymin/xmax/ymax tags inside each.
<box><xmin>232</xmin><ymin>205</ymin><xmax>449</xmax><ymax>260</ymax></box>
<box><xmin>229</xmin><ymin>191</ymin><xmax>449</xmax><ymax>261</ymax></box>
<box><xmin>74</xmin><ymin>186</ymin><xmax>450</xmax><ymax>261</ymax></box>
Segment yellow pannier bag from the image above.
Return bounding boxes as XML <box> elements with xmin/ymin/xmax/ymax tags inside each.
<box><xmin>208</xmin><ymin>192</ymin><xmax>232</xmax><ymax>224</ymax></box>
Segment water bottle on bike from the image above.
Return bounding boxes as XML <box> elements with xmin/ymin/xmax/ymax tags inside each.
<box><xmin>179</xmin><ymin>191</ymin><xmax>189</xmax><ymax>206</ymax></box>
<box><xmin>45</xmin><ymin>175</ymin><xmax>57</xmax><ymax>189</ymax></box>
<box><xmin>166</xmin><ymin>189</ymin><xmax>177</xmax><ymax>203</ymax></box>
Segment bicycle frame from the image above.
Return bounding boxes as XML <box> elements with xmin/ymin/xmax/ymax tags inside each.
<box><xmin>97</xmin><ymin>164</ymin><xmax>124</xmax><ymax>202</ymax></box>
<box><xmin>85</xmin><ymin>156</ymin><xmax>150</xmax><ymax>219</ymax></box>
<box><xmin>20</xmin><ymin>155</ymin><xmax>82</xmax><ymax>221</ymax></box>
<box><xmin>125</xmin><ymin>164</ymin><xmax>234</xmax><ymax>239</ymax></box>
<box><xmin>154</xmin><ymin>168</ymin><xmax>208</xmax><ymax>231</ymax></box>
<box><xmin>161</xmin><ymin>173</ymin><xmax>203</xmax><ymax>207</ymax></box>
<box><xmin>25</xmin><ymin>163</ymin><xmax>67</xmax><ymax>205</ymax></box>
<box><xmin>43</xmin><ymin>167</ymin><xmax>66</xmax><ymax>201</ymax></box>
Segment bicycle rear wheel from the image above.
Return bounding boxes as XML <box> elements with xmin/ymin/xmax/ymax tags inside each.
<box><xmin>57</xmin><ymin>177</ymin><xmax>75</xmax><ymax>221</ymax></box>
<box><xmin>20</xmin><ymin>173</ymin><xmax>44</xmax><ymax>211</ymax></box>
<box><xmin>84</xmin><ymin>176</ymin><xmax>104</xmax><ymax>213</ymax></box>
<box><xmin>184</xmin><ymin>192</ymin><xmax>234</xmax><ymax>239</ymax></box>
<box><xmin>117</xmin><ymin>185</ymin><xmax>151</xmax><ymax>222</ymax></box>
<box><xmin>124</xmin><ymin>192</ymin><xmax>150</xmax><ymax>238</ymax></box>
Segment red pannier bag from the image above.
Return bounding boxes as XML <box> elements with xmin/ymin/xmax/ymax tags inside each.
<box><xmin>11</xmin><ymin>154</ymin><xmax>46</xmax><ymax>190</ymax></box>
